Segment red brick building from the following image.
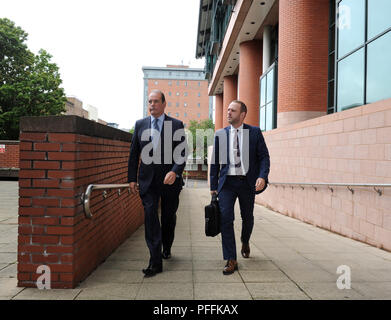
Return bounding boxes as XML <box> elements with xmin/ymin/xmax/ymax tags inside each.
<box><xmin>142</xmin><ymin>65</ymin><xmax>213</xmax><ymax>127</ymax></box>
<box><xmin>197</xmin><ymin>0</ymin><xmax>391</xmax><ymax>251</ymax></box>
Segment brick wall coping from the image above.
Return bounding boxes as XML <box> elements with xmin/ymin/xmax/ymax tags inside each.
<box><xmin>0</xmin><ymin>140</ymin><xmax>20</xmax><ymax>144</ymax></box>
<box><xmin>20</xmin><ymin>116</ymin><xmax>131</xmax><ymax>142</ymax></box>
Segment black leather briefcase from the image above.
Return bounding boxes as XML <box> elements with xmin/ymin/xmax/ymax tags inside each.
<box><xmin>204</xmin><ymin>194</ymin><xmax>221</xmax><ymax>237</ymax></box>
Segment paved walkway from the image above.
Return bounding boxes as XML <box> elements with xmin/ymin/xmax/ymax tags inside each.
<box><xmin>1</xmin><ymin>179</ymin><xmax>391</xmax><ymax>300</ymax></box>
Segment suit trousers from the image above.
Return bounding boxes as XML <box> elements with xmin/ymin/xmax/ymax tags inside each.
<box><xmin>140</xmin><ymin>171</ymin><xmax>181</xmax><ymax>265</ymax></box>
<box><xmin>218</xmin><ymin>176</ymin><xmax>255</xmax><ymax>261</ymax></box>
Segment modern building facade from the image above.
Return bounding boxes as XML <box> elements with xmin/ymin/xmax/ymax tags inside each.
<box><xmin>142</xmin><ymin>65</ymin><xmax>213</xmax><ymax>127</ymax></box>
<box><xmin>197</xmin><ymin>0</ymin><xmax>391</xmax><ymax>251</ymax></box>
<box><xmin>197</xmin><ymin>0</ymin><xmax>391</xmax><ymax>130</ymax></box>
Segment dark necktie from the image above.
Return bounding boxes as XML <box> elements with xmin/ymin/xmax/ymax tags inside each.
<box><xmin>233</xmin><ymin>129</ymin><xmax>242</xmax><ymax>174</ymax></box>
<box><xmin>152</xmin><ymin>118</ymin><xmax>160</xmax><ymax>149</ymax></box>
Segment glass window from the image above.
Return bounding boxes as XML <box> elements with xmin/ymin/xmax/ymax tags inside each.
<box><xmin>337</xmin><ymin>0</ymin><xmax>365</xmax><ymax>58</ymax></box>
<box><xmin>266</xmin><ymin>103</ymin><xmax>273</xmax><ymax>131</ymax></box>
<box><xmin>169</xmin><ymin>91</ymin><xmax>172</xmax><ymax>96</ymax></box>
<box><xmin>198</xmin><ymin>92</ymin><xmax>201</xmax><ymax>97</ymax></box>
<box><xmin>266</xmin><ymin>69</ymin><xmax>274</xmax><ymax>103</ymax></box>
<box><xmin>260</xmin><ymin>106</ymin><xmax>266</xmax><ymax>131</ymax></box>
<box><xmin>197</xmin><ymin>113</ymin><xmax>200</xmax><ymax>118</ymax></box>
<box><xmin>368</xmin><ymin>0</ymin><xmax>391</xmax><ymax>40</ymax></box>
<box><xmin>177</xmin><ymin>81</ymin><xmax>180</xmax><ymax>86</ymax></box>
<box><xmin>366</xmin><ymin>31</ymin><xmax>391</xmax><ymax>103</ymax></box>
<box><xmin>260</xmin><ymin>77</ymin><xmax>266</xmax><ymax>107</ymax></box>
<box><xmin>337</xmin><ymin>48</ymin><xmax>364</xmax><ymax>111</ymax></box>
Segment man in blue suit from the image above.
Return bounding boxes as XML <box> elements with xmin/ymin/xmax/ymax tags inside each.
<box><xmin>128</xmin><ymin>90</ymin><xmax>187</xmax><ymax>277</ymax></box>
<box><xmin>210</xmin><ymin>100</ymin><xmax>270</xmax><ymax>275</ymax></box>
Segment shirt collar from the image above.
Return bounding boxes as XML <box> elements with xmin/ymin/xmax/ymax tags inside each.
<box><xmin>150</xmin><ymin>113</ymin><xmax>165</xmax><ymax>124</ymax></box>
<box><xmin>230</xmin><ymin>124</ymin><xmax>243</xmax><ymax>131</ymax></box>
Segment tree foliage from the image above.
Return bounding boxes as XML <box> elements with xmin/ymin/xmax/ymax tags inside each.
<box><xmin>186</xmin><ymin>118</ymin><xmax>215</xmax><ymax>161</ymax></box>
<box><xmin>0</xmin><ymin>18</ymin><xmax>66</xmax><ymax>139</ymax></box>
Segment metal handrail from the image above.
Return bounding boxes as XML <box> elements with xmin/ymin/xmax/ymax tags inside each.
<box><xmin>269</xmin><ymin>182</ymin><xmax>391</xmax><ymax>196</ymax></box>
<box><xmin>83</xmin><ymin>183</ymin><xmax>131</xmax><ymax>219</ymax></box>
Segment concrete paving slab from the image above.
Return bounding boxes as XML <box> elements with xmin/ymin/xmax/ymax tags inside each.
<box><xmin>0</xmin><ymin>263</ymin><xmax>16</xmax><ymax>278</ymax></box>
<box><xmin>239</xmin><ymin>270</ymin><xmax>292</xmax><ymax>283</ymax></box>
<box><xmin>194</xmin><ymin>283</ymin><xmax>252</xmax><ymax>300</ymax></box>
<box><xmin>136</xmin><ymin>283</ymin><xmax>194</xmax><ymax>300</ymax></box>
<box><xmin>246</xmin><ymin>282</ymin><xmax>310</xmax><ymax>300</ymax></box>
<box><xmin>2</xmin><ymin>180</ymin><xmax>391</xmax><ymax>300</ymax></box>
<box><xmin>13</xmin><ymin>288</ymin><xmax>82</xmax><ymax>300</ymax></box>
<box><xmin>0</xmin><ymin>278</ymin><xmax>24</xmax><ymax>299</ymax></box>
<box><xmin>299</xmin><ymin>282</ymin><xmax>365</xmax><ymax>300</ymax></box>
<box><xmin>352</xmin><ymin>282</ymin><xmax>391</xmax><ymax>299</ymax></box>
<box><xmin>193</xmin><ymin>270</ymin><xmax>243</xmax><ymax>283</ymax></box>
<box><xmin>75</xmin><ymin>283</ymin><xmax>140</xmax><ymax>300</ymax></box>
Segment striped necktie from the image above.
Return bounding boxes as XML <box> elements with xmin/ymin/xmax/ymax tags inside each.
<box><xmin>152</xmin><ymin>118</ymin><xmax>160</xmax><ymax>149</ymax></box>
<box><xmin>233</xmin><ymin>129</ymin><xmax>242</xmax><ymax>174</ymax></box>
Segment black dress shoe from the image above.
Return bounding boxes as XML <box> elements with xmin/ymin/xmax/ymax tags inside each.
<box><xmin>162</xmin><ymin>249</ymin><xmax>171</xmax><ymax>259</ymax></box>
<box><xmin>142</xmin><ymin>264</ymin><xmax>162</xmax><ymax>278</ymax></box>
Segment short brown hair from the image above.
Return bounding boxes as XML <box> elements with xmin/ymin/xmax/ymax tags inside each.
<box><xmin>231</xmin><ymin>100</ymin><xmax>247</xmax><ymax>113</ymax></box>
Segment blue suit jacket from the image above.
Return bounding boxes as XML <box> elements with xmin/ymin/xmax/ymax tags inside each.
<box><xmin>210</xmin><ymin>123</ymin><xmax>270</xmax><ymax>194</ymax></box>
<box><xmin>128</xmin><ymin>114</ymin><xmax>187</xmax><ymax>196</ymax></box>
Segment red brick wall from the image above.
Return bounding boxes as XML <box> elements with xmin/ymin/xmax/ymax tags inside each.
<box><xmin>0</xmin><ymin>141</ymin><xmax>19</xmax><ymax>168</ymax></box>
<box><xmin>18</xmin><ymin>116</ymin><xmax>144</xmax><ymax>288</ymax></box>
<box><xmin>278</xmin><ymin>0</ymin><xmax>329</xmax><ymax>113</ymax></box>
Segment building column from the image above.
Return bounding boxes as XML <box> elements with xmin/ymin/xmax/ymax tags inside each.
<box><xmin>263</xmin><ymin>25</ymin><xmax>272</xmax><ymax>72</ymax></box>
<box><xmin>222</xmin><ymin>75</ymin><xmax>238</xmax><ymax>128</ymax></box>
<box><xmin>278</xmin><ymin>0</ymin><xmax>329</xmax><ymax>127</ymax></box>
<box><xmin>238</xmin><ymin>40</ymin><xmax>263</xmax><ymax>127</ymax></box>
<box><xmin>214</xmin><ymin>94</ymin><xmax>224</xmax><ymax>131</ymax></box>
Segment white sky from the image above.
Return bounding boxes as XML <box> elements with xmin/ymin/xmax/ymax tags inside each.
<box><xmin>1</xmin><ymin>0</ymin><xmax>205</xmax><ymax>129</ymax></box>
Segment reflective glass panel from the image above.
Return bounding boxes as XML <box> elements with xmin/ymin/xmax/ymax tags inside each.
<box><xmin>266</xmin><ymin>102</ymin><xmax>273</xmax><ymax>131</ymax></box>
<box><xmin>260</xmin><ymin>106</ymin><xmax>266</xmax><ymax>131</ymax></box>
<box><xmin>368</xmin><ymin>0</ymin><xmax>391</xmax><ymax>40</ymax></box>
<box><xmin>367</xmin><ymin>31</ymin><xmax>391</xmax><ymax>103</ymax></box>
<box><xmin>337</xmin><ymin>0</ymin><xmax>365</xmax><ymax>58</ymax></box>
<box><xmin>337</xmin><ymin>48</ymin><xmax>364</xmax><ymax>111</ymax></box>
<box><xmin>266</xmin><ymin>68</ymin><xmax>274</xmax><ymax>103</ymax></box>
<box><xmin>260</xmin><ymin>76</ymin><xmax>266</xmax><ymax>106</ymax></box>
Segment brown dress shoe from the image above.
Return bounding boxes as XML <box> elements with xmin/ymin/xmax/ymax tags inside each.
<box><xmin>241</xmin><ymin>243</ymin><xmax>250</xmax><ymax>258</ymax></box>
<box><xmin>223</xmin><ymin>260</ymin><xmax>238</xmax><ymax>275</ymax></box>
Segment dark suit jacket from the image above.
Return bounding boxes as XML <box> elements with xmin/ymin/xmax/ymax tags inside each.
<box><xmin>210</xmin><ymin>123</ymin><xmax>270</xmax><ymax>194</ymax></box>
<box><xmin>128</xmin><ymin>114</ymin><xmax>187</xmax><ymax>196</ymax></box>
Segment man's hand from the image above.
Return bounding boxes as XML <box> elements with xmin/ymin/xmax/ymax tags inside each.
<box><xmin>163</xmin><ymin>171</ymin><xmax>177</xmax><ymax>185</ymax></box>
<box><xmin>210</xmin><ymin>190</ymin><xmax>218</xmax><ymax>196</ymax></box>
<box><xmin>129</xmin><ymin>182</ymin><xmax>139</xmax><ymax>195</ymax></box>
<box><xmin>255</xmin><ymin>178</ymin><xmax>266</xmax><ymax>192</ymax></box>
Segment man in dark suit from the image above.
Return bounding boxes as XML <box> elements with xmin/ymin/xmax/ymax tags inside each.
<box><xmin>128</xmin><ymin>90</ymin><xmax>187</xmax><ymax>277</ymax></box>
<box><xmin>210</xmin><ymin>100</ymin><xmax>270</xmax><ymax>275</ymax></box>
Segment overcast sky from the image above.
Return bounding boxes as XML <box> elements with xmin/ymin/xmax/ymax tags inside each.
<box><xmin>2</xmin><ymin>0</ymin><xmax>205</xmax><ymax>129</ymax></box>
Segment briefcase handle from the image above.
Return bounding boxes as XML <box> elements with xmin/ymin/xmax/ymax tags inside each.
<box><xmin>211</xmin><ymin>193</ymin><xmax>218</xmax><ymax>203</ymax></box>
